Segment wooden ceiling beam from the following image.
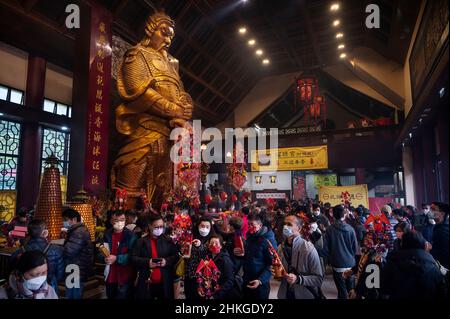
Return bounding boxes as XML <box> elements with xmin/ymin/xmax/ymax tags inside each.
<box><xmin>300</xmin><ymin>1</ymin><xmax>324</xmax><ymax>67</ymax></box>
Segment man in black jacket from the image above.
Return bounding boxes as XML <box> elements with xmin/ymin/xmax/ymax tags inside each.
<box><xmin>131</xmin><ymin>215</ymin><xmax>179</xmax><ymax>299</ymax></box>
<box><xmin>430</xmin><ymin>202</ymin><xmax>449</xmax><ymax>268</ymax></box>
<box><xmin>382</xmin><ymin>231</ymin><xmax>446</xmax><ymax>299</ymax></box>
<box><xmin>62</xmin><ymin>208</ymin><xmax>94</xmax><ymax>299</ymax></box>
<box><xmin>321</xmin><ymin>205</ymin><xmax>357</xmax><ymax>299</ymax></box>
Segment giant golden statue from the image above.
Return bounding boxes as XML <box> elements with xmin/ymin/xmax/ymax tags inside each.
<box><xmin>112</xmin><ymin>11</ymin><xmax>193</xmax><ymax>207</ymax></box>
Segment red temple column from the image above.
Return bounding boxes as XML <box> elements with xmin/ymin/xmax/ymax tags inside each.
<box><xmin>67</xmin><ymin>3</ymin><xmax>111</xmax><ymax>199</ymax></box>
<box><xmin>16</xmin><ymin>55</ymin><xmax>46</xmax><ymax>210</ymax></box>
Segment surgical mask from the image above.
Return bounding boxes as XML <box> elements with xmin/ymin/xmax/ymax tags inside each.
<box><xmin>248</xmin><ymin>225</ymin><xmax>258</xmax><ymax>234</ymax></box>
<box><xmin>310</xmin><ymin>222</ymin><xmax>319</xmax><ymax>233</ymax></box>
<box><xmin>152</xmin><ymin>227</ymin><xmax>164</xmax><ymax>237</ymax></box>
<box><xmin>113</xmin><ymin>221</ymin><xmax>125</xmax><ymax>231</ymax></box>
<box><xmin>209</xmin><ymin>244</ymin><xmax>221</xmax><ymax>254</ymax></box>
<box><xmin>283</xmin><ymin>225</ymin><xmax>293</xmax><ymax>238</ymax></box>
<box><xmin>199</xmin><ymin>227</ymin><xmax>210</xmax><ymax>237</ymax></box>
<box><xmin>63</xmin><ymin>221</ymin><xmax>71</xmax><ymax>229</ymax></box>
<box><xmin>23</xmin><ymin>275</ymin><xmax>47</xmax><ymax>291</ymax></box>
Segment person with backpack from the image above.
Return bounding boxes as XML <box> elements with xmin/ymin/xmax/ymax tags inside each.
<box><xmin>10</xmin><ymin>219</ymin><xmax>64</xmax><ymax>295</ymax></box>
<box><xmin>276</xmin><ymin>214</ymin><xmax>324</xmax><ymax>299</ymax></box>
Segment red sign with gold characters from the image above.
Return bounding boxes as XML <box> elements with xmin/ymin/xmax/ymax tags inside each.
<box><xmin>84</xmin><ymin>5</ymin><xmax>112</xmax><ymax>195</ymax></box>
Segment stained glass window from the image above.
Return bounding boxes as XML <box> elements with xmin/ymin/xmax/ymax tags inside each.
<box><xmin>40</xmin><ymin>128</ymin><xmax>70</xmax><ymax>203</ymax></box>
<box><xmin>41</xmin><ymin>127</ymin><xmax>70</xmax><ymax>175</ymax></box>
<box><xmin>0</xmin><ymin>120</ymin><xmax>21</xmax><ymax>190</ymax></box>
<box><xmin>0</xmin><ymin>120</ymin><xmax>21</xmax><ymax>222</ymax></box>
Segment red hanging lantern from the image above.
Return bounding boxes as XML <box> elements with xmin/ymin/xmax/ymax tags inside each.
<box><xmin>297</xmin><ymin>77</ymin><xmax>318</xmax><ymax>104</ymax></box>
<box><xmin>219</xmin><ymin>191</ymin><xmax>228</xmax><ymax>202</ymax></box>
<box><xmin>231</xmin><ymin>194</ymin><xmax>238</xmax><ymax>203</ymax></box>
<box><xmin>205</xmin><ymin>194</ymin><xmax>212</xmax><ymax>205</ymax></box>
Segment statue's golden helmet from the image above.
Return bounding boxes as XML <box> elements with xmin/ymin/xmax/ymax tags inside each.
<box><xmin>144</xmin><ymin>11</ymin><xmax>175</xmax><ymax>38</ymax></box>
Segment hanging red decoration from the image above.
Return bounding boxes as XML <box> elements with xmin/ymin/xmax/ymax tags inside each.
<box><xmin>205</xmin><ymin>194</ymin><xmax>212</xmax><ymax>205</ymax></box>
<box><xmin>219</xmin><ymin>191</ymin><xmax>228</xmax><ymax>202</ymax></box>
<box><xmin>296</xmin><ymin>76</ymin><xmax>327</xmax><ymax>127</ymax></box>
<box><xmin>195</xmin><ymin>258</ymin><xmax>221</xmax><ymax>299</ymax></box>
<box><xmin>231</xmin><ymin>194</ymin><xmax>238</xmax><ymax>203</ymax></box>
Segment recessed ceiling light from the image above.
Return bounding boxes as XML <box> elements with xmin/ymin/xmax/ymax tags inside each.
<box><xmin>338</xmin><ymin>44</ymin><xmax>345</xmax><ymax>49</ymax></box>
<box><xmin>336</xmin><ymin>32</ymin><xmax>344</xmax><ymax>39</ymax></box>
<box><xmin>330</xmin><ymin>3</ymin><xmax>340</xmax><ymax>11</ymax></box>
<box><xmin>61</xmin><ymin>126</ymin><xmax>69</xmax><ymax>131</ymax></box>
<box><xmin>339</xmin><ymin>53</ymin><xmax>347</xmax><ymax>59</ymax></box>
<box><xmin>262</xmin><ymin>59</ymin><xmax>270</xmax><ymax>65</ymax></box>
<box><xmin>238</xmin><ymin>27</ymin><xmax>247</xmax><ymax>34</ymax></box>
<box><xmin>248</xmin><ymin>39</ymin><xmax>256</xmax><ymax>46</ymax></box>
<box><xmin>256</xmin><ymin>49</ymin><xmax>263</xmax><ymax>56</ymax></box>
<box><xmin>333</xmin><ymin>20</ymin><xmax>340</xmax><ymax>27</ymax></box>
<box><xmin>439</xmin><ymin>87</ymin><xmax>445</xmax><ymax>98</ymax></box>
<box><xmin>0</xmin><ymin>112</ymin><xmax>4</xmax><ymax>116</ymax></box>
<box><xmin>409</xmin><ymin>132</ymin><xmax>413</xmax><ymax>138</ymax></box>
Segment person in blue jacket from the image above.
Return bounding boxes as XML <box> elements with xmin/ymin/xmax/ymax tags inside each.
<box><xmin>242</xmin><ymin>214</ymin><xmax>277</xmax><ymax>299</ymax></box>
<box><xmin>10</xmin><ymin>219</ymin><xmax>65</xmax><ymax>295</ymax></box>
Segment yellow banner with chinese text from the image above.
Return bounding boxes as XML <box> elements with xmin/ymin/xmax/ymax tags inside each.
<box><xmin>318</xmin><ymin>184</ymin><xmax>369</xmax><ymax>208</ymax></box>
<box><xmin>250</xmin><ymin>146</ymin><xmax>328</xmax><ymax>171</ymax></box>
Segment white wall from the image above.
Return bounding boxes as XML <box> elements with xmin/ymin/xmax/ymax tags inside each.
<box><xmin>233</xmin><ymin>72</ymin><xmax>301</xmax><ymax>127</ymax></box>
<box><xmin>0</xmin><ymin>42</ymin><xmax>28</xmax><ymax>91</ymax></box>
<box><xmin>244</xmin><ymin>171</ymin><xmax>291</xmax><ymax>191</ymax></box>
<box><xmin>44</xmin><ymin>63</ymin><xmax>73</xmax><ymax>105</ymax></box>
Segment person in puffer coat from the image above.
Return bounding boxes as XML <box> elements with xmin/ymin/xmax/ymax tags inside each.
<box><xmin>62</xmin><ymin>208</ymin><xmax>94</xmax><ymax>299</ymax></box>
<box><xmin>382</xmin><ymin>231</ymin><xmax>447</xmax><ymax>299</ymax></box>
<box><xmin>10</xmin><ymin>219</ymin><xmax>64</xmax><ymax>295</ymax></box>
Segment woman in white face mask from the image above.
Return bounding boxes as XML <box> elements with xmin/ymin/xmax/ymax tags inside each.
<box><xmin>0</xmin><ymin>250</ymin><xmax>58</xmax><ymax>299</ymax></box>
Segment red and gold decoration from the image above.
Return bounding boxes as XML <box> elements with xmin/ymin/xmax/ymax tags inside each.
<box><xmin>84</xmin><ymin>5</ymin><xmax>112</xmax><ymax>196</ymax></box>
<box><xmin>195</xmin><ymin>258</ymin><xmax>221</xmax><ymax>299</ymax></box>
<box><xmin>35</xmin><ymin>155</ymin><xmax>63</xmax><ymax>240</ymax></box>
<box><xmin>114</xmin><ymin>188</ymin><xmax>128</xmax><ymax>210</ymax></box>
<box><xmin>166</xmin><ymin>122</ymin><xmax>200</xmax><ymax>209</ymax></box>
<box><xmin>295</xmin><ymin>76</ymin><xmax>327</xmax><ymax>126</ymax></box>
<box><xmin>226</xmin><ymin>143</ymin><xmax>247</xmax><ymax>191</ymax></box>
<box><xmin>266</xmin><ymin>239</ymin><xmax>285</xmax><ymax>280</ymax></box>
<box><xmin>68</xmin><ymin>188</ymin><xmax>96</xmax><ymax>241</ymax></box>
<box><xmin>172</xmin><ymin>211</ymin><xmax>193</xmax><ymax>258</ymax></box>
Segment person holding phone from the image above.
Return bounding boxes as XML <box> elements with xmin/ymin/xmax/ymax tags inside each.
<box><xmin>131</xmin><ymin>215</ymin><xmax>179</xmax><ymax>299</ymax></box>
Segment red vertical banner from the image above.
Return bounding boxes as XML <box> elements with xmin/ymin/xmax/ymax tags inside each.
<box><xmin>84</xmin><ymin>5</ymin><xmax>112</xmax><ymax>196</ymax></box>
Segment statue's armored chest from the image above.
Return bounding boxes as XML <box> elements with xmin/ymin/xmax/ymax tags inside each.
<box><xmin>140</xmin><ymin>49</ymin><xmax>180</xmax><ymax>81</ymax></box>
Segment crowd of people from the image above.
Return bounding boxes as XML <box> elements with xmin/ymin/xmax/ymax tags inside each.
<box><xmin>0</xmin><ymin>198</ymin><xmax>448</xmax><ymax>300</ymax></box>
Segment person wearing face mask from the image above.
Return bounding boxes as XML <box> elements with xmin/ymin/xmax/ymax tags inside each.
<box><xmin>131</xmin><ymin>215</ymin><xmax>179</xmax><ymax>299</ymax></box>
<box><xmin>10</xmin><ymin>219</ymin><xmax>64</xmax><ymax>295</ymax></box>
<box><xmin>415</xmin><ymin>203</ymin><xmax>435</xmax><ymax>242</ymax></box>
<box><xmin>0</xmin><ymin>250</ymin><xmax>58</xmax><ymax>299</ymax></box>
<box><xmin>206</xmin><ymin>235</ymin><xmax>241</xmax><ymax>299</ymax></box>
<box><xmin>62</xmin><ymin>208</ymin><xmax>93</xmax><ymax>299</ymax></box>
<box><xmin>312</xmin><ymin>204</ymin><xmax>330</xmax><ymax>233</ymax></box>
<box><xmin>430</xmin><ymin>202</ymin><xmax>449</xmax><ymax>269</ymax></box>
<box><xmin>320</xmin><ymin>205</ymin><xmax>357</xmax><ymax>299</ymax></box>
<box><xmin>275</xmin><ymin>215</ymin><xmax>324</xmax><ymax>299</ymax></box>
<box><xmin>184</xmin><ymin>217</ymin><xmax>216</xmax><ymax>300</ymax></box>
<box><xmin>242</xmin><ymin>214</ymin><xmax>277</xmax><ymax>299</ymax></box>
<box><xmin>101</xmin><ymin>211</ymin><xmax>136</xmax><ymax>299</ymax></box>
